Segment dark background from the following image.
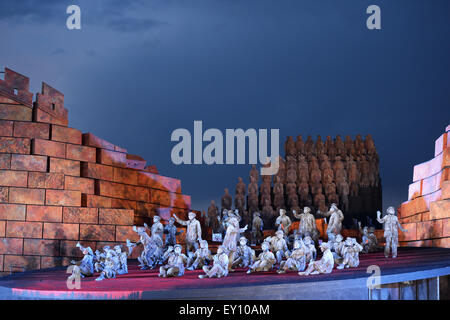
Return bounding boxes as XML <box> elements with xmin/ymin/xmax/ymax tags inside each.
<box><xmin>1</xmin><ymin>0</ymin><xmax>449</xmax><ymax>213</ymax></box>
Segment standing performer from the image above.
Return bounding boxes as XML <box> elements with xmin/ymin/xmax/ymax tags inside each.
<box><xmin>174</xmin><ymin>212</ymin><xmax>202</xmax><ymax>255</ymax></box>
<box><xmin>376</xmin><ymin>206</ymin><xmax>407</xmax><ymax>258</ymax></box>
<box><xmin>222</xmin><ymin>216</ymin><xmax>248</xmax><ymax>271</ymax></box>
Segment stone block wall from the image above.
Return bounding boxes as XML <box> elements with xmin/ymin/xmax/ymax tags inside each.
<box><xmin>398</xmin><ymin>124</ymin><xmax>450</xmax><ymax>248</ymax></box>
<box><xmin>0</xmin><ymin>67</ymin><xmax>192</xmax><ymax>273</ymax></box>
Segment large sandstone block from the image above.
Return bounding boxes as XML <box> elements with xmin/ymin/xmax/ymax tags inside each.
<box><xmin>80</xmin><ymin>224</ymin><xmax>115</xmax><ymax>241</ymax></box>
<box><xmin>111</xmin><ymin>198</ymin><xmax>137</xmax><ymax>210</ymax></box>
<box><xmin>428</xmin><ymin>199</ymin><xmax>450</xmax><ymax>220</ymax></box>
<box><xmin>62</xmin><ymin>207</ymin><xmax>98</xmax><ymax>224</ymax></box>
<box><xmin>398</xmin><ymin>222</ymin><xmax>417</xmax><ymax>241</ymax></box>
<box><xmin>60</xmin><ymin>240</ymin><xmax>96</xmax><ymax>257</ymax></box>
<box><xmin>11</xmin><ymin>154</ymin><xmax>47</xmax><ymax>172</ymax></box>
<box><xmin>49</xmin><ymin>157</ymin><xmax>80</xmax><ymax>176</ymax></box>
<box><xmin>443</xmin><ymin>218</ymin><xmax>450</xmax><ymax>238</ymax></box>
<box><xmin>434</xmin><ymin>132</ymin><xmax>447</xmax><ymax>157</ymax></box>
<box><xmin>0</xmin><ymin>204</ymin><xmax>26</xmax><ymax>220</ymax></box>
<box><xmin>137</xmin><ymin>172</ymin><xmax>181</xmax><ymax>193</ymax></box>
<box><xmin>399</xmin><ymin>196</ymin><xmax>429</xmax><ymax>218</ymax></box>
<box><xmin>81</xmin><ymin>162</ymin><xmax>113</xmax><ymax>181</ymax></box>
<box><xmin>421</xmin><ymin>170</ymin><xmax>444</xmax><ymax>196</ymax></box>
<box><xmin>126</xmin><ymin>154</ymin><xmax>146</xmax><ymax>170</ymax></box>
<box><xmin>0</xmin><ymin>120</ymin><xmax>13</xmax><ymax>136</ymax></box>
<box><xmin>28</xmin><ymin>172</ymin><xmax>64</xmax><ymax>189</ymax></box>
<box><xmin>417</xmin><ymin>220</ymin><xmax>443</xmax><ymax>240</ymax></box>
<box><xmin>0</xmin><ymin>154</ymin><xmax>10</xmax><ymax>169</ymax></box>
<box><xmin>51</xmin><ymin>125</ymin><xmax>82</xmax><ymax>144</ymax></box>
<box><xmin>0</xmin><ymin>187</ymin><xmax>7</xmax><ymax>202</ymax></box>
<box><xmin>64</xmin><ymin>176</ymin><xmax>94</xmax><ymax>194</ymax></box>
<box><xmin>82</xmin><ymin>133</ymin><xmax>115</xmax><ymax>151</ymax></box>
<box><xmin>81</xmin><ymin>194</ymin><xmax>112</xmax><ymax>208</ymax></box>
<box><xmin>95</xmin><ymin>180</ymin><xmax>125</xmax><ymax>199</ymax></box>
<box><xmin>34</xmin><ymin>82</ymin><xmax>68</xmax><ymax>126</ymax></box>
<box><xmin>0</xmin><ymin>104</ymin><xmax>32</xmax><ymax>121</ymax></box>
<box><xmin>432</xmin><ymin>237</ymin><xmax>450</xmax><ymax>248</ymax></box>
<box><xmin>399</xmin><ymin>213</ymin><xmax>422</xmax><ymax>224</ymax></box>
<box><xmin>413</xmin><ymin>153</ymin><xmax>443</xmax><ymax>182</ymax></box>
<box><xmin>43</xmin><ymin>222</ymin><xmax>79</xmax><ymax>240</ymax></box>
<box><xmin>98</xmin><ymin>208</ymin><xmax>134</xmax><ymax>225</ymax></box>
<box><xmin>32</xmin><ymin>138</ymin><xmax>66</xmax><ymax>158</ymax></box>
<box><xmin>0</xmin><ymin>238</ymin><xmax>23</xmax><ymax>254</ymax></box>
<box><xmin>34</xmin><ymin>107</ymin><xmax>68</xmax><ymax>126</ymax></box>
<box><xmin>4</xmin><ymin>255</ymin><xmax>40</xmax><ymax>271</ymax></box>
<box><xmin>124</xmin><ymin>184</ymin><xmax>149</xmax><ymax>202</ymax></box>
<box><xmin>0</xmin><ymin>170</ymin><xmax>28</xmax><ymax>187</ymax></box>
<box><xmin>66</xmin><ymin>144</ymin><xmax>96</xmax><ymax>162</ymax></box>
<box><xmin>13</xmin><ymin>122</ymin><xmax>50</xmax><ymax>140</ymax></box>
<box><xmin>443</xmin><ymin>181</ymin><xmax>450</xmax><ymax>200</ymax></box>
<box><xmin>173</xmin><ymin>194</ymin><xmax>191</xmax><ymax>209</ymax></box>
<box><xmin>0</xmin><ymin>137</ymin><xmax>30</xmax><ymax>154</ymax></box>
<box><xmin>97</xmin><ymin>149</ymin><xmax>126</xmax><ymax>168</ymax></box>
<box><xmin>40</xmin><ymin>256</ymin><xmax>71</xmax><ymax>269</ymax></box>
<box><xmin>115</xmin><ymin>225</ymin><xmax>139</xmax><ymax>242</ymax></box>
<box><xmin>23</xmin><ymin>239</ymin><xmax>60</xmax><ymax>256</ymax></box>
<box><xmin>0</xmin><ymin>221</ymin><xmax>6</xmax><ymax>237</ymax></box>
<box><xmin>9</xmin><ymin>187</ymin><xmax>45</xmax><ymax>205</ymax></box>
<box><xmin>45</xmin><ymin>189</ymin><xmax>81</xmax><ymax>206</ymax></box>
<box><xmin>114</xmin><ymin>167</ymin><xmax>138</xmax><ymax>185</ymax></box>
<box><xmin>26</xmin><ymin>205</ymin><xmax>62</xmax><ymax>222</ymax></box>
<box><xmin>6</xmin><ymin>221</ymin><xmax>42</xmax><ymax>238</ymax></box>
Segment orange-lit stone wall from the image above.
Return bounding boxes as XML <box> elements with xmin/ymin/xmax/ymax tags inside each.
<box><xmin>0</xmin><ymin>67</ymin><xmax>193</xmax><ymax>273</ymax></box>
<box><xmin>398</xmin><ymin>124</ymin><xmax>450</xmax><ymax>248</ymax></box>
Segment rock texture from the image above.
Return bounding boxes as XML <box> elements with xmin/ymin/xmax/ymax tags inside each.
<box><xmin>0</xmin><ymin>67</ymin><xmax>193</xmax><ymax>273</ymax></box>
<box><xmin>398</xmin><ymin>124</ymin><xmax>450</xmax><ymax>248</ymax></box>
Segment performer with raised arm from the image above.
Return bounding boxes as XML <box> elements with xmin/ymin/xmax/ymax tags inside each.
<box><xmin>173</xmin><ymin>211</ymin><xmax>202</xmax><ymax>255</ymax></box>
<box><xmin>377</xmin><ymin>206</ymin><xmax>407</xmax><ymax>258</ymax></box>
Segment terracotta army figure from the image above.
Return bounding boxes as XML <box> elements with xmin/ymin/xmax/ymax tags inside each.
<box><xmin>174</xmin><ymin>212</ymin><xmax>202</xmax><ymax>255</ymax></box>
<box><xmin>344</xmin><ymin>135</ymin><xmax>355</xmax><ymax>155</ymax></box>
<box><xmin>150</xmin><ymin>215</ymin><xmax>164</xmax><ymax>244</ymax></box>
<box><xmin>159</xmin><ymin>244</ymin><xmax>188</xmax><ymax>278</ymax></box>
<box><xmin>246</xmin><ymin>241</ymin><xmax>276</xmax><ymax>274</ymax></box>
<box><xmin>236</xmin><ymin>177</ymin><xmax>246</xmax><ymax>196</ymax></box>
<box><xmin>221</xmin><ymin>188</ymin><xmax>232</xmax><ymax>212</ymax></box>
<box><xmin>376</xmin><ymin>206</ymin><xmax>407</xmax><ymax>258</ymax></box>
<box><xmin>337</xmin><ymin>179</ymin><xmax>350</xmax><ymax>212</ymax></box>
<box><xmin>251</xmin><ymin>211</ymin><xmax>264</xmax><ymax>245</ymax></box>
<box><xmin>298</xmin><ymin>242</ymin><xmax>334</xmax><ymax>276</ymax></box>
<box><xmin>207</xmin><ymin>200</ymin><xmax>221</xmax><ymax>234</ymax></box>
<box><xmin>273</xmin><ymin>176</ymin><xmax>285</xmax><ymax>210</ymax></box>
<box><xmin>272</xmin><ymin>230</ymin><xmax>289</xmax><ymax>264</ymax></box>
<box><xmin>298</xmin><ymin>181</ymin><xmax>311</xmax><ymax>207</ymax></box>
<box><xmin>359</xmin><ymin>155</ymin><xmax>371</xmax><ymax>188</ymax></box>
<box><xmin>187</xmin><ymin>239</ymin><xmax>212</xmax><ymax>270</ymax></box>
<box><xmin>314</xmin><ymin>192</ymin><xmax>327</xmax><ymax>213</ymax></box>
<box><xmin>293</xmin><ymin>207</ymin><xmax>319</xmax><ymax>242</ymax></box>
<box><xmin>233</xmin><ymin>237</ymin><xmax>255</xmax><ymax>268</ymax></box>
<box><xmin>285</xmin><ymin>136</ymin><xmax>297</xmax><ymax>156</ymax></box>
<box><xmin>295</xmin><ymin>135</ymin><xmax>305</xmax><ymax>156</ymax></box>
<box><xmin>315</xmin><ymin>135</ymin><xmax>325</xmax><ymax>155</ymax></box>
<box><xmin>247</xmin><ymin>176</ymin><xmax>259</xmax><ymax>213</ymax></box>
<box><xmin>68</xmin><ymin>242</ymin><xmax>94</xmax><ymax>281</ymax></box>
<box><xmin>235</xmin><ymin>193</ymin><xmax>246</xmax><ymax>213</ymax></box>
<box><xmin>223</xmin><ymin>216</ymin><xmax>248</xmax><ymax>271</ymax></box>
<box><xmin>278</xmin><ymin>239</ymin><xmax>307</xmax><ymax>274</ymax></box>
<box><xmin>337</xmin><ymin>238</ymin><xmax>363</xmax><ymax>269</ymax></box>
<box><xmin>335</xmin><ymin>135</ymin><xmax>346</xmax><ymax>156</ymax></box>
<box><xmin>275</xmin><ymin>208</ymin><xmax>292</xmax><ymax>236</ymax></box>
<box><xmin>320</xmin><ymin>203</ymin><xmax>344</xmax><ymax>242</ymax></box>
<box><xmin>358</xmin><ymin>222</ymin><xmax>378</xmax><ymax>253</ymax></box>
<box><xmin>259</xmin><ymin>181</ymin><xmax>271</xmax><ymax>207</ymax></box>
<box><xmin>305</xmin><ymin>135</ymin><xmax>315</xmax><ymax>155</ymax></box>
<box><xmin>198</xmin><ymin>245</ymin><xmax>229</xmax><ymax>279</ymax></box>
<box><xmin>249</xmin><ymin>164</ymin><xmax>259</xmax><ymax>184</ymax></box>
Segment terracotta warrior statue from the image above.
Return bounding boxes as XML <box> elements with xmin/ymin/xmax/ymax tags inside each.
<box><xmin>298</xmin><ymin>242</ymin><xmax>334</xmax><ymax>276</ymax></box>
<box><xmin>377</xmin><ymin>206</ymin><xmax>407</xmax><ymax>258</ymax></box>
<box><xmin>236</xmin><ymin>177</ymin><xmax>246</xmax><ymax>196</ymax></box>
<box><xmin>221</xmin><ymin>188</ymin><xmax>232</xmax><ymax>212</ymax></box>
<box><xmin>207</xmin><ymin>200</ymin><xmax>221</xmax><ymax>234</ymax></box>
<box><xmin>174</xmin><ymin>212</ymin><xmax>202</xmax><ymax>255</ymax></box>
<box><xmin>273</xmin><ymin>176</ymin><xmax>285</xmax><ymax>210</ymax></box>
<box><xmin>293</xmin><ymin>207</ymin><xmax>319</xmax><ymax>242</ymax></box>
<box><xmin>249</xmin><ymin>164</ymin><xmax>259</xmax><ymax>184</ymax></box>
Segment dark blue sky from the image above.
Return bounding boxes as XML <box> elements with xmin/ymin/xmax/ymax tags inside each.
<box><xmin>1</xmin><ymin>0</ymin><xmax>449</xmax><ymax>212</ymax></box>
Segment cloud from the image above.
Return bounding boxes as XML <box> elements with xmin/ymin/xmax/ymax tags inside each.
<box><xmin>0</xmin><ymin>0</ymin><xmax>162</xmax><ymax>33</ymax></box>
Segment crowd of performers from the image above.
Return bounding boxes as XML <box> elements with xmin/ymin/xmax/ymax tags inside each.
<box><xmin>68</xmin><ymin>204</ymin><xmax>405</xmax><ymax>281</ymax></box>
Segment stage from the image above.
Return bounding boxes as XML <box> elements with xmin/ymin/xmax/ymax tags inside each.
<box><xmin>0</xmin><ymin>247</ymin><xmax>449</xmax><ymax>300</ymax></box>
